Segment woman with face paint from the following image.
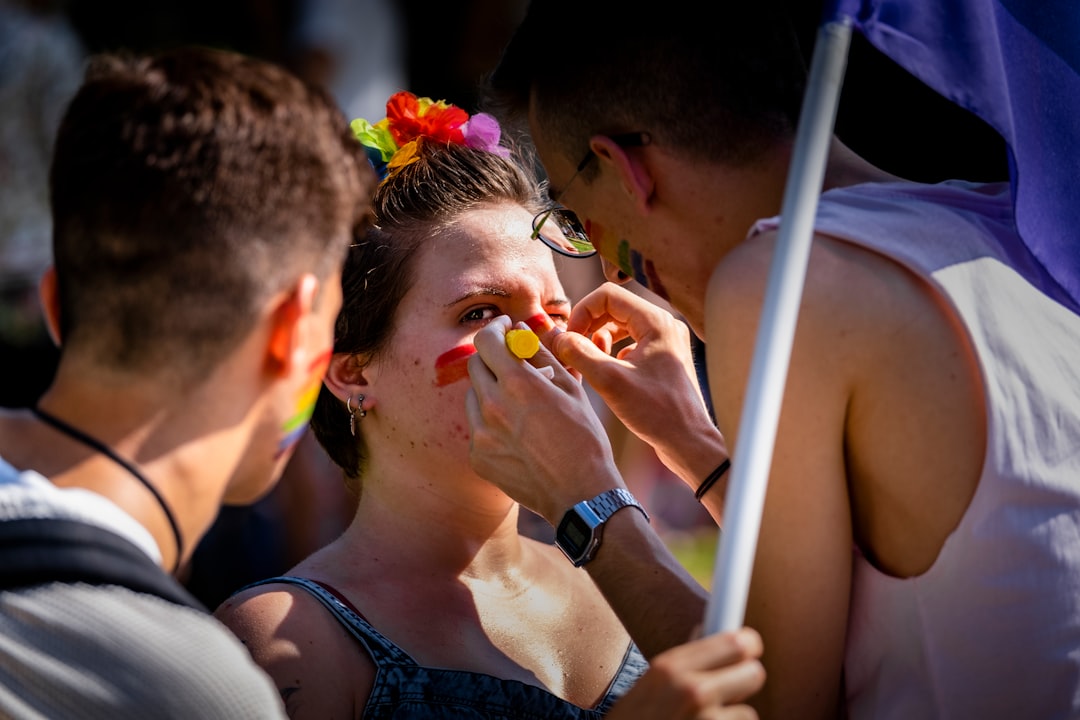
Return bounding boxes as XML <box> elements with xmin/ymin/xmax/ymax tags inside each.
<box><xmin>214</xmin><ymin>92</ymin><xmax>765</xmax><ymax>720</ymax></box>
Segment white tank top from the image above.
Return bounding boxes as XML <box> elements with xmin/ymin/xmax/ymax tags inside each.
<box><xmin>752</xmin><ymin>180</ymin><xmax>1080</xmax><ymax>719</ymax></box>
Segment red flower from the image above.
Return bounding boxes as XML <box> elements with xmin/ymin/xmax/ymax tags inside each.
<box><xmin>385</xmin><ymin>91</ymin><xmax>467</xmax><ymax>146</ymax></box>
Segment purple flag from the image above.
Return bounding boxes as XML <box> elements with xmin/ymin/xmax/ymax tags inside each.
<box><xmin>826</xmin><ymin>0</ymin><xmax>1080</xmax><ymax>310</ymax></box>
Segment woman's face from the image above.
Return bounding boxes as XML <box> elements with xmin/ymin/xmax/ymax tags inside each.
<box><xmin>364</xmin><ymin>201</ymin><xmax>571</xmax><ymax>470</ymax></box>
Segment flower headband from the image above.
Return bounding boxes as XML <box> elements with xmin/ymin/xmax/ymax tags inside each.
<box><xmin>351</xmin><ymin>91</ymin><xmax>511</xmax><ymax>181</ymax></box>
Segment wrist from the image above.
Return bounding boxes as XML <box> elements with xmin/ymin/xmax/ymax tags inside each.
<box><xmin>555</xmin><ymin>488</ymin><xmax>650</xmax><ymax>567</ymax></box>
<box><xmin>539</xmin><ymin>459</ymin><xmax>623</xmax><ymax>524</ymax></box>
<box><xmin>694</xmin><ymin>458</ymin><xmax>731</xmax><ymax>501</ymax></box>
<box><xmin>659</xmin><ymin>430</ymin><xmax>728</xmax><ymax>490</ymax></box>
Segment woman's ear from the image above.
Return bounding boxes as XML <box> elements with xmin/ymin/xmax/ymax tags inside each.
<box><xmin>322</xmin><ymin>351</ymin><xmax>372</xmax><ymax>405</ymax></box>
<box><xmin>589</xmin><ymin>134</ymin><xmax>655</xmax><ymax>215</ymax></box>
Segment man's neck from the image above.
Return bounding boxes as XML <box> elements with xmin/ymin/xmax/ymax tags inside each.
<box><xmin>14</xmin><ymin>378</ymin><xmax>241</xmax><ymax>573</ymax></box>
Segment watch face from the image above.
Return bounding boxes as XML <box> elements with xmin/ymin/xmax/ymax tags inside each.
<box><xmin>559</xmin><ymin>513</ymin><xmax>590</xmax><ymax>554</ymax></box>
<box><xmin>556</xmin><ymin>511</ymin><xmax>597</xmax><ymax>565</ymax></box>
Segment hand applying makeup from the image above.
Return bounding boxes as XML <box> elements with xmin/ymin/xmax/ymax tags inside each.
<box><xmin>511</xmin><ymin>313</ymin><xmax>576</xmax><ymax>379</ymax></box>
<box><xmin>467</xmin><ymin>315</ymin><xmax>623</xmax><ymax>522</ymax></box>
<box><xmin>548</xmin><ymin>282</ymin><xmax>730</xmax><ymax>521</ymax></box>
<box><xmin>467</xmin><ymin>315</ymin><xmax>713</xmax><ymax>661</ymax></box>
<box><xmin>506</xmin><ymin>327</ymin><xmax>562</xmax><ymax>380</ymax></box>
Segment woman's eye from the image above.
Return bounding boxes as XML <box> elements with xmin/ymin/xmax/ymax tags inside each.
<box><xmin>548</xmin><ymin>312</ymin><xmax>569</xmax><ymax>329</ymax></box>
<box><xmin>461</xmin><ymin>306</ymin><xmax>499</xmax><ymax>324</ymax></box>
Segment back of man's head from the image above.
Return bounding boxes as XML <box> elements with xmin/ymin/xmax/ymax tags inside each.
<box><xmin>49</xmin><ymin>46</ymin><xmax>375</xmax><ymax>382</ymax></box>
<box><xmin>483</xmin><ymin>0</ymin><xmax>809</xmax><ymax>169</ymax></box>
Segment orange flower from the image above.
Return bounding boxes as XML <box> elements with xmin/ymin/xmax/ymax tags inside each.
<box><xmin>386</xmin><ymin>139</ymin><xmax>420</xmax><ymax>173</ymax></box>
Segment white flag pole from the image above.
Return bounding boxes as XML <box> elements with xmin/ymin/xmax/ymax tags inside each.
<box><xmin>704</xmin><ymin>17</ymin><xmax>853</xmax><ymax>634</ymax></box>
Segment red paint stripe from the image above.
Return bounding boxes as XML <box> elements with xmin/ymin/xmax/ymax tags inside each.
<box><xmin>434</xmin><ymin>344</ymin><xmax>476</xmax><ymax>387</ymax></box>
<box><xmin>644</xmin><ymin>259</ymin><xmax>670</xmax><ymax>302</ymax></box>
<box><xmin>524</xmin><ymin>314</ymin><xmax>552</xmax><ymax>333</ymax></box>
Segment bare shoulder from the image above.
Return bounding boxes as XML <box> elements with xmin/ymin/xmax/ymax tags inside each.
<box><xmin>213</xmin><ymin>583</ymin><xmax>303</xmax><ymax>650</ymax></box>
<box><xmin>702</xmin><ymin>228</ymin><xmax>986</xmax><ymax>716</ymax></box>
<box><xmin>707</xmin><ymin>229</ymin><xmax>956</xmax><ymax>366</ymax></box>
<box><xmin>704</xmin><ymin>230</ymin><xmax>872</xmax><ymax>393</ymax></box>
<box><xmin>707</xmin><ymin>227</ymin><xmax>983</xmax><ymax>442</ymax></box>
<box><xmin>708</xmin><ymin>228</ymin><xmax>985</xmax><ymax>575</ymax></box>
<box><xmin>215</xmin><ymin>581</ymin><xmax>375</xmax><ymax>719</ymax></box>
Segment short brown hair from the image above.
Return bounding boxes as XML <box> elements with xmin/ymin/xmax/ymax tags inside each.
<box><xmin>49</xmin><ymin>46</ymin><xmax>376</xmax><ymax>380</ymax></box>
<box><xmin>483</xmin><ymin>0</ymin><xmax>808</xmax><ymax>172</ymax></box>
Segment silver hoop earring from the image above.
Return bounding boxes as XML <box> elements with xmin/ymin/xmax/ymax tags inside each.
<box><xmin>347</xmin><ymin>393</ymin><xmax>366</xmax><ymax>436</ymax></box>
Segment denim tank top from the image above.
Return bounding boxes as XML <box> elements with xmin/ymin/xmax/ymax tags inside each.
<box><xmin>241</xmin><ymin>576</ymin><xmax>648</xmax><ymax>719</ymax></box>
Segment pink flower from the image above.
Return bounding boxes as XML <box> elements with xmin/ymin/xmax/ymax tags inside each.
<box><xmin>464</xmin><ymin>113</ymin><xmax>510</xmax><ymax>157</ymax></box>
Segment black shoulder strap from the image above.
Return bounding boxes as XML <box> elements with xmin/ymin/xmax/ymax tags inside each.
<box><xmin>0</xmin><ymin>518</ymin><xmax>205</xmax><ymax>611</ymax></box>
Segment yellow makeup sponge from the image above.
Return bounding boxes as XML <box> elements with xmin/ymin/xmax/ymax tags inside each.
<box><xmin>505</xmin><ymin>328</ymin><xmax>540</xmax><ymax>359</ymax></box>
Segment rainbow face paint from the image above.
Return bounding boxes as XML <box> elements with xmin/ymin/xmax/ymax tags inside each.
<box><xmin>588</xmin><ymin>218</ymin><xmax>669</xmax><ymax>297</ymax></box>
<box><xmin>434</xmin><ymin>344</ymin><xmax>476</xmax><ymax>386</ymax></box>
<box><xmin>618</xmin><ymin>240</ymin><xmax>670</xmax><ymax>301</ymax></box>
<box><xmin>277</xmin><ymin>348</ymin><xmax>332</xmax><ymax>458</ymax></box>
<box><xmin>643</xmin><ymin>259</ymin><xmax>670</xmax><ymax>300</ymax></box>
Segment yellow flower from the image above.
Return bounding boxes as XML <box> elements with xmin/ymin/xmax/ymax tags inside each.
<box><xmin>387</xmin><ymin>139</ymin><xmax>420</xmax><ymax>173</ymax></box>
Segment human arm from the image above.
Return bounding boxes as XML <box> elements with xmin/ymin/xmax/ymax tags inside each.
<box><xmin>704</xmin><ymin>235</ymin><xmax>856</xmax><ymax>719</ymax></box>
<box><xmin>214</xmin><ymin>585</ymin><xmax>374</xmax><ymax>719</ymax></box>
<box><xmin>607</xmin><ymin>627</ymin><xmax>765</xmax><ymax>720</ymax></box>
<box><xmin>465</xmin><ymin>315</ymin><xmax>709</xmax><ymax>657</ymax></box>
<box><xmin>554</xmin><ymin>282</ymin><xmax>730</xmax><ymax>521</ymax></box>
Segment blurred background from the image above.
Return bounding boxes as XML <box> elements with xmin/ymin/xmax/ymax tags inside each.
<box><xmin>0</xmin><ymin>0</ymin><xmax>1006</xmax><ymax>605</ymax></box>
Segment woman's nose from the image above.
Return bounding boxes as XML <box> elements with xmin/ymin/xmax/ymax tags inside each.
<box><xmin>517</xmin><ymin>307</ymin><xmax>556</xmax><ymax>334</ymax></box>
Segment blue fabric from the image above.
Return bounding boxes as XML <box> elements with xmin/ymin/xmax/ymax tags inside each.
<box><xmin>241</xmin><ymin>576</ymin><xmax>647</xmax><ymax>719</ymax></box>
<box><xmin>825</xmin><ymin>0</ymin><xmax>1080</xmax><ymax>310</ymax></box>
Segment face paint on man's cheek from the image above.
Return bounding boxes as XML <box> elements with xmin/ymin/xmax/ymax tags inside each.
<box><xmin>617</xmin><ymin>240</ymin><xmax>671</xmax><ymax>301</ymax></box>
<box><xmin>585</xmin><ymin>218</ymin><xmax>632</xmax><ymax>277</ymax></box>
<box><xmin>276</xmin><ymin>348</ymin><xmax>332</xmax><ymax>458</ymax></box>
<box><xmin>643</xmin><ymin>259</ymin><xmax>670</xmax><ymax>301</ymax></box>
<box><xmin>585</xmin><ymin>217</ymin><xmax>671</xmax><ymax>300</ymax></box>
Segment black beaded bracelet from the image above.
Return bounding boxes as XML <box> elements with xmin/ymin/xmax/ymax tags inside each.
<box><xmin>694</xmin><ymin>458</ymin><xmax>731</xmax><ymax>501</ymax></box>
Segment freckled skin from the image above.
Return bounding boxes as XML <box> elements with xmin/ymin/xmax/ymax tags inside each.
<box><xmin>219</xmin><ymin>202</ymin><xmax>643</xmax><ymax>720</ymax></box>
